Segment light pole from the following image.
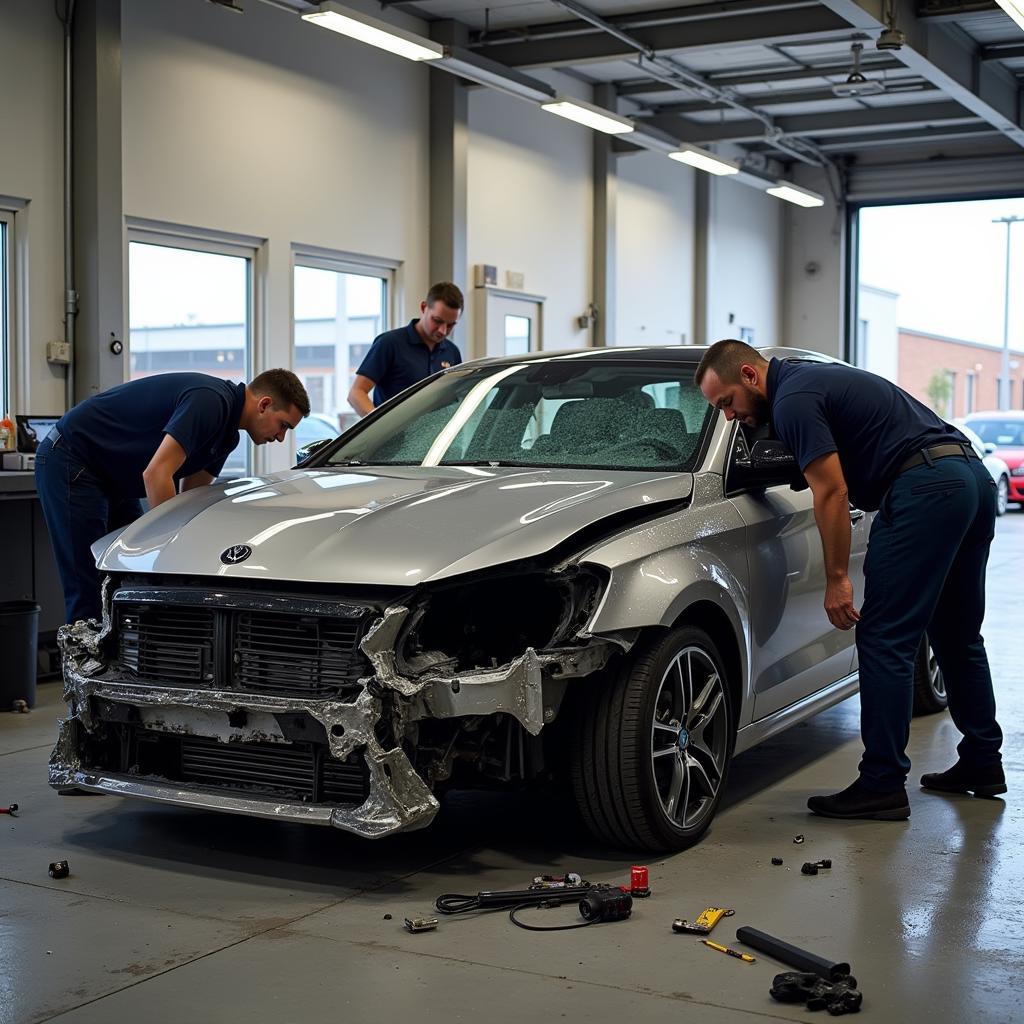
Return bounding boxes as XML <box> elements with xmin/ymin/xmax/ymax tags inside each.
<box><xmin>993</xmin><ymin>214</ymin><xmax>1022</xmax><ymax>411</ymax></box>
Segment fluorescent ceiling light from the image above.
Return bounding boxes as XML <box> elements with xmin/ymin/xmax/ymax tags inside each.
<box><xmin>766</xmin><ymin>183</ymin><xmax>825</xmax><ymax>208</ymax></box>
<box><xmin>995</xmin><ymin>0</ymin><xmax>1024</xmax><ymax>33</ymax></box>
<box><xmin>669</xmin><ymin>148</ymin><xmax>739</xmax><ymax>176</ymax></box>
<box><xmin>540</xmin><ymin>98</ymin><xmax>634</xmax><ymax>135</ymax></box>
<box><xmin>301</xmin><ymin>2</ymin><xmax>444</xmax><ymax>62</ymax></box>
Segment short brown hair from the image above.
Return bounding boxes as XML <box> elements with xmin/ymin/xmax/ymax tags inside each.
<box><xmin>695</xmin><ymin>339</ymin><xmax>767</xmax><ymax>388</ymax></box>
<box><xmin>425</xmin><ymin>281</ymin><xmax>464</xmax><ymax>311</ymax></box>
<box><xmin>249</xmin><ymin>369</ymin><xmax>310</xmax><ymax>417</ymax></box>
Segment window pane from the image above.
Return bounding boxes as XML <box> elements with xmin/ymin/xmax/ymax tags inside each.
<box><xmin>293</xmin><ymin>265</ymin><xmax>386</xmax><ymax>437</ymax></box>
<box><xmin>128</xmin><ymin>241</ymin><xmax>251</xmax><ymax>475</ymax></box>
<box><xmin>0</xmin><ymin>221</ymin><xmax>7</xmax><ymax>411</ymax></box>
<box><xmin>504</xmin><ymin>314</ymin><xmax>530</xmax><ymax>356</ymax></box>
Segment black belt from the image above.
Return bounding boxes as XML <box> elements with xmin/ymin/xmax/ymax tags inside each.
<box><xmin>897</xmin><ymin>442</ymin><xmax>978</xmax><ymax>475</ymax></box>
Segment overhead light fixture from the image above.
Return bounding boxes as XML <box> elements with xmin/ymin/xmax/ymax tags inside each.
<box><xmin>995</xmin><ymin>0</ymin><xmax>1024</xmax><ymax>32</ymax></box>
<box><xmin>540</xmin><ymin>98</ymin><xmax>635</xmax><ymax>135</ymax></box>
<box><xmin>668</xmin><ymin>147</ymin><xmax>739</xmax><ymax>176</ymax></box>
<box><xmin>766</xmin><ymin>183</ymin><xmax>825</xmax><ymax>208</ymax></box>
<box><xmin>832</xmin><ymin>42</ymin><xmax>885</xmax><ymax>98</ymax></box>
<box><xmin>301</xmin><ymin>1</ymin><xmax>444</xmax><ymax>62</ymax></box>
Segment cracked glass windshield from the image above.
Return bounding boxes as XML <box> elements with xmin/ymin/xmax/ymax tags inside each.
<box><xmin>326</xmin><ymin>359</ymin><xmax>714</xmax><ymax>471</ymax></box>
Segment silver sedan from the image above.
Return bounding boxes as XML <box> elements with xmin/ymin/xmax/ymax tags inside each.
<box><xmin>51</xmin><ymin>347</ymin><xmax>945</xmax><ymax>851</ymax></box>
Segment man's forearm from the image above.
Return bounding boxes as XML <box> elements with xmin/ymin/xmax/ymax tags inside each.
<box><xmin>143</xmin><ymin>472</ymin><xmax>177</xmax><ymax>509</ymax></box>
<box><xmin>349</xmin><ymin>389</ymin><xmax>374</xmax><ymax>417</ymax></box>
<box><xmin>812</xmin><ymin>490</ymin><xmax>852</xmax><ymax>580</ymax></box>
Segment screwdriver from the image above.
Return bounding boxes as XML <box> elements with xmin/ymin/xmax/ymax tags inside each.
<box><xmin>701</xmin><ymin>939</ymin><xmax>756</xmax><ymax>963</ymax></box>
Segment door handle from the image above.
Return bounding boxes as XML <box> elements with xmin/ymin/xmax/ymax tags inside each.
<box><xmin>849</xmin><ymin>507</ymin><xmax>865</xmax><ymax>523</ymax></box>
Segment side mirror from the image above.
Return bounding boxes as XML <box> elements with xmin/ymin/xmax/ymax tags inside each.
<box><xmin>982</xmin><ymin>441</ymin><xmax>996</xmax><ymax>456</ymax></box>
<box><xmin>731</xmin><ymin>438</ymin><xmax>806</xmax><ymax>491</ymax></box>
<box><xmin>294</xmin><ymin>437</ymin><xmax>333</xmax><ymax>467</ymax></box>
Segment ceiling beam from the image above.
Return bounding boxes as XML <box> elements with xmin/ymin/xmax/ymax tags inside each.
<box><xmin>640</xmin><ymin>101</ymin><xmax>982</xmax><ymax>144</ymax></box>
<box><xmin>981</xmin><ymin>43</ymin><xmax>1024</xmax><ymax>61</ymax></box>
<box><xmin>817</xmin><ymin>0</ymin><xmax>1024</xmax><ymax>148</ymax></box>
<box><xmin>647</xmin><ymin>81</ymin><xmax>936</xmax><ymax>115</ymax></box>
<box><xmin>467</xmin><ymin>7</ymin><xmax>853</xmax><ymax>69</ymax></box>
<box><xmin>812</xmin><ymin>124</ymin><xmax>1002</xmax><ymax>150</ymax></box>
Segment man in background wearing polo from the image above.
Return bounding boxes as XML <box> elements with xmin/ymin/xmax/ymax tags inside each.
<box><xmin>347</xmin><ymin>282</ymin><xmax>463</xmax><ymax>417</ymax></box>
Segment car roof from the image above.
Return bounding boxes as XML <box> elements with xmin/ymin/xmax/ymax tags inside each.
<box><xmin>965</xmin><ymin>410</ymin><xmax>1024</xmax><ymax>419</ymax></box>
<box><xmin>457</xmin><ymin>345</ymin><xmax>838</xmax><ymax>370</ymax></box>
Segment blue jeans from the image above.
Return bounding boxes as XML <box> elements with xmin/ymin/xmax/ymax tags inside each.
<box><xmin>34</xmin><ymin>430</ymin><xmax>143</xmax><ymax>624</ymax></box>
<box><xmin>856</xmin><ymin>454</ymin><xmax>1002</xmax><ymax>791</ymax></box>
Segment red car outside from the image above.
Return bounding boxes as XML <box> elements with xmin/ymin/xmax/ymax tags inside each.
<box><xmin>965</xmin><ymin>411</ymin><xmax>1024</xmax><ymax>509</ymax></box>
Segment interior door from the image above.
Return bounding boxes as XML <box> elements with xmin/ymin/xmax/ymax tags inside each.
<box><xmin>474</xmin><ymin>287</ymin><xmax>544</xmax><ymax>359</ymax></box>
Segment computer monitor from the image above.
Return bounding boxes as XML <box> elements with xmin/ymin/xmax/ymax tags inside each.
<box><xmin>15</xmin><ymin>415</ymin><xmax>60</xmax><ymax>453</ymax></box>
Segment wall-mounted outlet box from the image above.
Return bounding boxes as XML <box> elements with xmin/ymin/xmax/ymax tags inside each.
<box><xmin>506</xmin><ymin>270</ymin><xmax>525</xmax><ymax>290</ymax></box>
<box><xmin>474</xmin><ymin>264</ymin><xmax>497</xmax><ymax>287</ymax></box>
<box><xmin>46</xmin><ymin>341</ymin><xmax>71</xmax><ymax>365</ymax></box>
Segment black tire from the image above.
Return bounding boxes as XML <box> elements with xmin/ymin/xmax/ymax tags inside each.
<box><xmin>912</xmin><ymin>636</ymin><xmax>947</xmax><ymax>716</ymax></box>
<box><xmin>571</xmin><ymin>625</ymin><xmax>734</xmax><ymax>852</ymax></box>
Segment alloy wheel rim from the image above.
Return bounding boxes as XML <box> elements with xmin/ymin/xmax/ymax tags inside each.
<box><xmin>997</xmin><ymin>479</ymin><xmax>1008</xmax><ymax>516</ymax></box>
<box><xmin>929</xmin><ymin>648</ymin><xmax>946</xmax><ymax>699</ymax></box>
<box><xmin>650</xmin><ymin>646</ymin><xmax>729</xmax><ymax>830</ymax></box>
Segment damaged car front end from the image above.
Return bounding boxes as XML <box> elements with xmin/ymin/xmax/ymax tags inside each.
<box><xmin>51</xmin><ymin>559</ymin><xmax>619</xmax><ymax>839</ymax></box>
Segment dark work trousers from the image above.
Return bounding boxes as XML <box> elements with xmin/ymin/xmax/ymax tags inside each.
<box><xmin>855</xmin><ymin>454</ymin><xmax>1002</xmax><ymax>791</ymax></box>
<box><xmin>34</xmin><ymin>430</ymin><xmax>144</xmax><ymax>624</ymax></box>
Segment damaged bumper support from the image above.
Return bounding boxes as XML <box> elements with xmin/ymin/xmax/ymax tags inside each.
<box><xmin>50</xmin><ymin>601</ymin><xmax>615</xmax><ymax>839</ymax></box>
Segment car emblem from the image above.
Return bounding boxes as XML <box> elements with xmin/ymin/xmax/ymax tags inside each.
<box><xmin>677</xmin><ymin>727</ymin><xmax>690</xmax><ymax>751</ymax></box>
<box><xmin>220</xmin><ymin>544</ymin><xmax>252</xmax><ymax>565</ymax></box>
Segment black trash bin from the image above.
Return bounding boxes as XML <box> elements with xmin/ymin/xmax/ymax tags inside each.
<box><xmin>0</xmin><ymin>601</ymin><xmax>40</xmax><ymax>710</ymax></box>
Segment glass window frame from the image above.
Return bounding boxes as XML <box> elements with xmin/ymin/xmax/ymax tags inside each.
<box><xmin>126</xmin><ymin>225</ymin><xmax>257</xmax><ymax>475</ymax></box>
<box><xmin>0</xmin><ymin>208</ymin><xmax>15</xmax><ymax>414</ymax></box>
<box><xmin>290</xmin><ymin>246</ymin><xmax>397</xmax><ymax>438</ymax></box>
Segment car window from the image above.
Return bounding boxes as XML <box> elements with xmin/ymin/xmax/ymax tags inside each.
<box><xmin>296</xmin><ymin>416</ymin><xmax>339</xmax><ymax>445</ymax></box>
<box><xmin>967</xmin><ymin>419</ymin><xmax>1024</xmax><ymax>447</ymax></box>
<box><xmin>325</xmin><ymin>360</ymin><xmax>715</xmax><ymax>472</ymax></box>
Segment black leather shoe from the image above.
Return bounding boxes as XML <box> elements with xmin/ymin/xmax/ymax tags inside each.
<box><xmin>807</xmin><ymin>779</ymin><xmax>910</xmax><ymax>820</ymax></box>
<box><xmin>920</xmin><ymin>761</ymin><xmax>1006</xmax><ymax>798</ymax></box>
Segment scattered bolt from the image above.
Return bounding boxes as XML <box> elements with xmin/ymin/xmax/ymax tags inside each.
<box><xmin>793</xmin><ymin>835</ymin><xmax>805</xmax><ymax>845</ymax></box>
<box><xmin>48</xmin><ymin>860</ymin><xmax>70</xmax><ymax>879</ymax></box>
<box><xmin>0</xmin><ymin>804</ymin><xmax>18</xmax><ymax>817</ymax></box>
<box><xmin>383</xmin><ymin>914</ymin><xmax>392</xmax><ymax>920</ymax></box>
<box><xmin>12</xmin><ymin>699</ymin><xmax>29</xmax><ymax>713</ymax></box>
<box><xmin>801</xmin><ymin>862</ymin><xmax>819</xmax><ymax>876</ymax></box>
<box><xmin>815</xmin><ymin>859</ymin><xmax>832</xmax><ymax>870</ymax></box>
<box><xmin>771</xmin><ymin>857</ymin><xmax>783</xmax><ymax>866</ymax></box>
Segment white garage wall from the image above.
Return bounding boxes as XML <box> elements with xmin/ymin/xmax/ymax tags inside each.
<box><xmin>613</xmin><ymin>152</ymin><xmax>695</xmax><ymax>347</ymax></box>
<box><xmin>0</xmin><ymin>0</ymin><xmax>65</xmax><ymax>414</ymax></box>
<box><xmin>706</xmin><ymin>176</ymin><xmax>783</xmax><ymax>347</ymax></box>
<box><xmin>122</xmin><ymin>0</ymin><xmax>432</xmax><ymax>469</ymax></box>
<box><xmin>467</xmin><ymin>75</ymin><xmax>593</xmax><ymax>354</ymax></box>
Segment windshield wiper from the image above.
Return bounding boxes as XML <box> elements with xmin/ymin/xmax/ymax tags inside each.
<box><xmin>440</xmin><ymin>459</ymin><xmax>538</xmax><ymax>468</ymax></box>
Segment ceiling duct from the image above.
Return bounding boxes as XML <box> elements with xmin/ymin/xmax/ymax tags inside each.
<box><xmin>832</xmin><ymin>42</ymin><xmax>885</xmax><ymax>98</ymax></box>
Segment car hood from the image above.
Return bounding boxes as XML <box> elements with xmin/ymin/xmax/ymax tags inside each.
<box><xmin>992</xmin><ymin>447</ymin><xmax>1024</xmax><ymax>468</ymax></box>
<box><xmin>96</xmin><ymin>466</ymin><xmax>692</xmax><ymax>586</ymax></box>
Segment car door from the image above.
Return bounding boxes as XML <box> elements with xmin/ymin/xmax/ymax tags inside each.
<box><xmin>725</xmin><ymin>427</ymin><xmax>861</xmax><ymax>720</ymax></box>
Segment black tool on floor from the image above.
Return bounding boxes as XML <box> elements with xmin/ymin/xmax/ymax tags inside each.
<box><xmin>770</xmin><ymin>971</ymin><xmax>862</xmax><ymax>1015</ymax></box>
<box><xmin>0</xmin><ymin>803</ymin><xmax>17</xmax><ymax>817</ymax></box>
<box><xmin>48</xmin><ymin>860</ymin><xmax>70</xmax><ymax>879</ymax></box>
<box><xmin>735</xmin><ymin>926</ymin><xmax>851</xmax><ymax>981</ymax></box>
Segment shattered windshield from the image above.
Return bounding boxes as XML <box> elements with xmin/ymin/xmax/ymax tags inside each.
<box><xmin>325</xmin><ymin>359</ymin><xmax>714</xmax><ymax>472</ymax></box>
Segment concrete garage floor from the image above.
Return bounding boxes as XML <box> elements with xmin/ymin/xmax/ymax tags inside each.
<box><xmin>2</xmin><ymin>516</ymin><xmax>1021</xmax><ymax>1024</ymax></box>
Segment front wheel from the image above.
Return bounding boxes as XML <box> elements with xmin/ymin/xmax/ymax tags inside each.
<box><xmin>912</xmin><ymin>636</ymin><xmax>947</xmax><ymax>716</ymax></box>
<box><xmin>571</xmin><ymin>625</ymin><xmax>734</xmax><ymax>851</ymax></box>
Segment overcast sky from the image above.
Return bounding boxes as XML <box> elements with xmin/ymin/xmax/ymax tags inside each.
<box><xmin>859</xmin><ymin>197</ymin><xmax>1024</xmax><ymax>350</ymax></box>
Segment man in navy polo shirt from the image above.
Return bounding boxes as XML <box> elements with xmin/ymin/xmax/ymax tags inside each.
<box><xmin>35</xmin><ymin>369</ymin><xmax>309</xmax><ymax>624</ymax></box>
<box><xmin>348</xmin><ymin>281</ymin><xmax>463</xmax><ymax>417</ymax></box>
<box><xmin>697</xmin><ymin>340</ymin><xmax>1004</xmax><ymax>821</ymax></box>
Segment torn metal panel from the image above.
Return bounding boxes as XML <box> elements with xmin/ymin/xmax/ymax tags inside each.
<box><xmin>360</xmin><ymin>606</ymin><xmax>426</xmax><ymax>697</ymax></box>
<box><xmin>51</xmin><ymin>613</ymin><xmax>440</xmax><ymax>839</ymax></box>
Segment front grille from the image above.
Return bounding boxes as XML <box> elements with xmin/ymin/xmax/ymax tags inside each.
<box><xmin>118</xmin><ymin>607</ymin><xmax>216</xmax><ymax>685</ymax></box>
<box><xmin>88</xmin><ymin>724</ymin><xmax>370</xmax><ymax>805</ymax></box>
<box><xmin>235</xmin><ymin>611</ymin><xmax>365</xmax><ymax>697</ymax></box>
<box><xmin>114</xmin><ymin>599</ymin><xmax>372</xmax><ymax>699</ymax></box>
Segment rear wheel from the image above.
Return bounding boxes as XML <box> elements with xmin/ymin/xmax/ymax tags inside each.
<box><xmin>995</xmin><ymin>476</ymin><xmax>1009</xmax><ymax>517</ymax></box>
<box><xmin>571</xmin><ymin>625</ymin><xmax>734</xmax><ymax>851</ymax></box>
<box><xmin>912</xmin><ymin>636</ymin><xmax>947</xmax><ymax>716</ymax></box>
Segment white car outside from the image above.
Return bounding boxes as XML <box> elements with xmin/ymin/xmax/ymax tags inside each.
<box><xmin>954</xmin><ymin>420</ymin><xmax>1011</xmax><ymax>517</ymax></box>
